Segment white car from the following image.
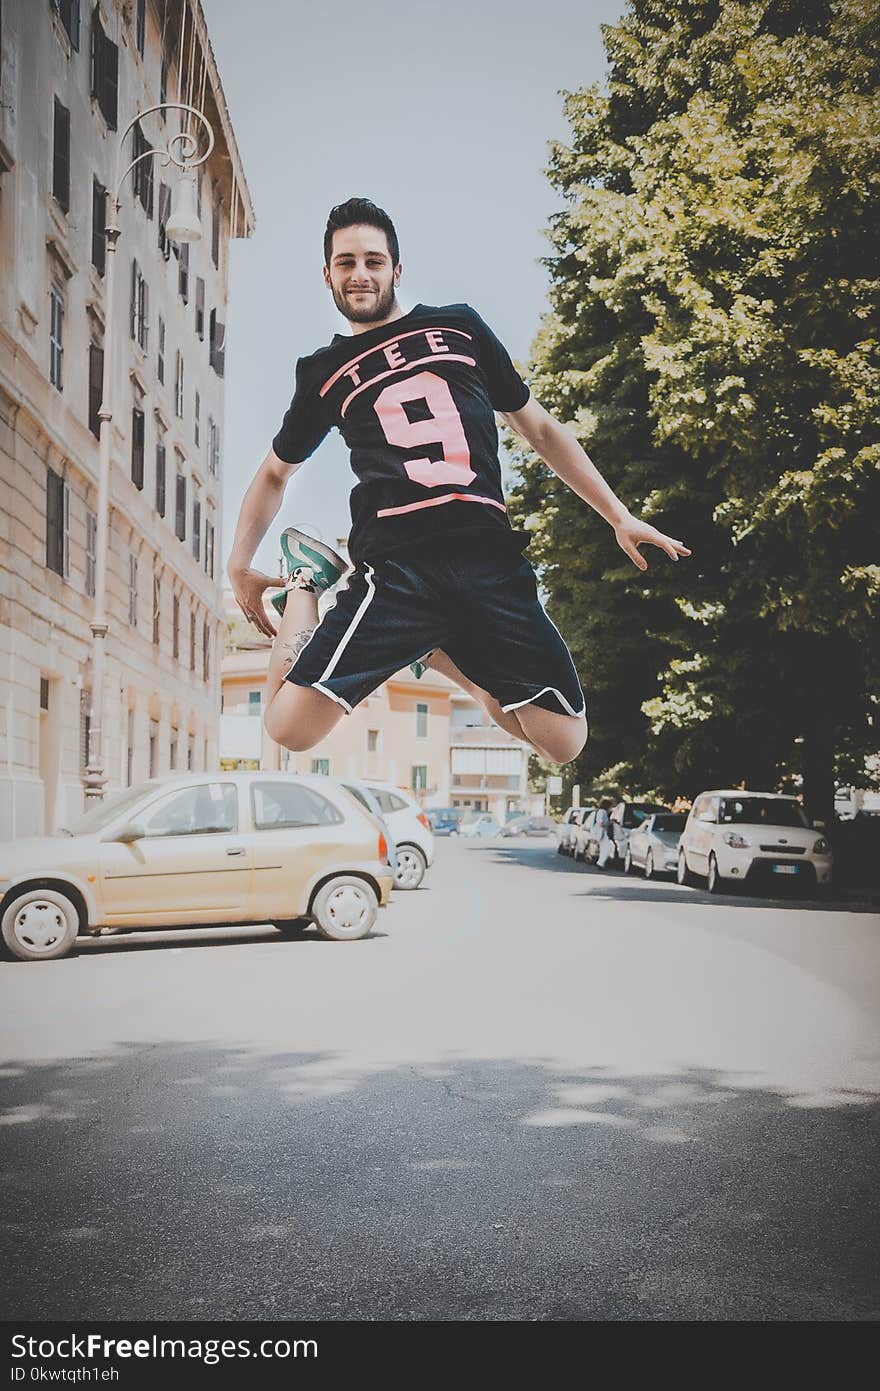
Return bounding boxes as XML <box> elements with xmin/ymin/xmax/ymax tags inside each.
<box><xmin>362</xmin><ymin>781</ymin><xmax>435</xmax><ymax>890</ymax></box>
<box><xmin>677</xmin><ymin>790</ymin><xmax>833</xmax><ymax>895</ymax></box>
<box><xmin>625</xmin><ymin>811</ymin><xmax>688</xmax><ymax>878</ymax></box>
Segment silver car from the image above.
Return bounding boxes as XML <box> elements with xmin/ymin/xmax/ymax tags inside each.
<box><xmin>624</xmin><ymin>812</ymin><xmax>688</xmax><ymax>878</ymax></box>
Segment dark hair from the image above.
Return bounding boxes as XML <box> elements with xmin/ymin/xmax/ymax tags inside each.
<box><xmin>323</xmin><ymin>198</ymin><xmax>399</xmax><ymax>267</ymax></box>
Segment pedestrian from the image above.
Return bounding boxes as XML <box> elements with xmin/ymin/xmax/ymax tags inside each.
<box><xmin>228</xmin><ymin>198</ymin><xmax>691</xmax><ymax>766</ymax></box>
<box><xmin>595</xmin><ymin>800</ymin><xmax>615</xmax><ymax>868</ymax></box>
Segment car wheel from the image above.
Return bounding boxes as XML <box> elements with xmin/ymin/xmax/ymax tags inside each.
<box><xmin>677</xmin><ymin>851</ymin><xmax>697</xmax><ymax>887</ymax></box>
<box><xmin>623</xmin><ymin>848</ymin><xmax>634</xmax><ymax>875</ymax></box>
<box><xmin>645</xmin><ymin>851</ymin><xmax>655</xmax><ymax>880</ymax></box>
<box><xmin>394</xmin><ymin>844</ymin><xmax>427</xmax><ymax>890</ymax></box>
<box><xmin>1</xmin><ymin>887</ymin><xmax>79</xmax><ymax>962</ymax></box>
<box><xmin>272</xmin><ymin>918</ymin><xmax>311</xmax><ymax>937</ymax></box>
<box><xmin>311</xmin><ymin>877</ymin><xmax>378</xmax><ymax>941</ymax></box>
<box><xmin>706</xmin><ymin>853</ymin><xmax>723</xmax><ymax>894</ymax></box>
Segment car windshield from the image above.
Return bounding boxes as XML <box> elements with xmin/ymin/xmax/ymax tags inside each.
<box><xmin>56</xmin><ymin>782</ymin><xmax>160</xmax><ymax>836</ymax></box>
<box><xmin>719</xmin><ymin>797</ymin><xmax>809</xmax><ymax>828</ymax></box>
<box><xmin>652</xmin><ymin>814</ymin><xmax>688</xmax><ymax>833</ymax></box>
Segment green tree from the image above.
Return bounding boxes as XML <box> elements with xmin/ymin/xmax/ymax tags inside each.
<box><xmin>509</xmin><ymin>0</ymin><xmax>879</xmax><ymax>818</ymax></box>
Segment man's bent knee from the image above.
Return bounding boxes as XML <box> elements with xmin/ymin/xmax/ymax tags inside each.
<box><xmin>263</xmin><ymin>681</ymin><xmax>344</xmax><ymax>752</ymax></box>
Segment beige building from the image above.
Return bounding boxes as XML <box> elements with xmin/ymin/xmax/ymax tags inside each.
<box><xmin>221</xmin><ymin>589</ymin><xmax>533</xmax><ymax>818</ymax></box>
<box><xmin>0</xmin><ymin>1</ymin><xmax>253</xmax><ymax>839</ymax></box>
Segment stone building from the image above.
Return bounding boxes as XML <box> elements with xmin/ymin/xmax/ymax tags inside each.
<box><xmin>0</xmin><ymin>0</ymin><xmax>253</xmax><ymax>838</ymax></box>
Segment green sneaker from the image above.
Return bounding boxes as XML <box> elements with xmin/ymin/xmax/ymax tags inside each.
<box><xmin>271</xmin><ymin>529</ymin><xmax>346</xmax><ymax>617</ymax></box>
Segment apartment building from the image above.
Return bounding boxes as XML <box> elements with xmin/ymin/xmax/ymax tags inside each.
<box><xmin>0</xmin><ymin>1</ymin><xmax>253</xmax><ymax>838</ymax></box>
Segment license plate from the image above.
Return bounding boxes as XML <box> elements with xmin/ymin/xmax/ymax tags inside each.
<box><xmin>772</xmin><ymin>864</ymin><xmax>799</xmax><ymax>875</ymax></box>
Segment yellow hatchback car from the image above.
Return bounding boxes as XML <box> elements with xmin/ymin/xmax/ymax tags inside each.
<box><xmin>0</xmin><ymin>773</ymin><xmax>394</xmax><ymax>962</ymax></box>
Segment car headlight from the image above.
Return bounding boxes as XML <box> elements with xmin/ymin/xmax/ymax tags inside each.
<box><xmin>813</xmin><ymin>837</ymin><xmax>830</xmax><ymax>854</ymax></box>
<box><xmin>722</xmin><ymin>830</ymin><xmax>751</xmax><ymax>849</ymax></box>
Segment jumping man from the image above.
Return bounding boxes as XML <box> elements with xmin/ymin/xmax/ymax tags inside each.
<box><xmin>228</xmin><ymin>198</ymin><xmax>690</xmax><ymax>765</ymax></box>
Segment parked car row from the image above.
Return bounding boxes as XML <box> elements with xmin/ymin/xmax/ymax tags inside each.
<box><xmin>558</xmin><ymin>791</ymin><xmax>834</xmax><ymax>895</ymax></box>
<box><xmin>0</xmin><ymin>771</ymin><xmax>438</xmax><ymax>963</ymax></box>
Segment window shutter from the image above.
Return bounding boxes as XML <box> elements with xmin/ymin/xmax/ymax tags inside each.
<box><xmin>88</xmin><ymin>342</ymin><xmax>103</xmax><ymax>438</ymax></box>
<box><xmin>195</xmin><ymin>277</ymin><xmax>204</xmax><ymax>339</ymax></box>
<box><xmin>53</xmin><ymin>100</ymin><xmax>70</xmax><ymax>211</ymax></box>
<box><xmin>179</xmin><ymin>241</ymin><xmax>189</xmax><ymax>302</ymax></box>
<box><xmin>101</xmin><ymin>31</ymin><xmax>118</xmax><ymax>130</ymax></box>
<box><xmin>130</xmin><ymin>259</ymin><xmax>137</xmax><ymax>339</ymax></box>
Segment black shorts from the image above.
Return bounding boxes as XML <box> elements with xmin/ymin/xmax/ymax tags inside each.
<box><xmin>284</xmin><ymin>539</ymin><xmax>585</xmax><ymax>717</ymax></box>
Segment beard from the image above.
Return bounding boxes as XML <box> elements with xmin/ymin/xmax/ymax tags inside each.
<box><xmin>331</xmin><ymin>279</ymin><xmax>398</xmax><ymax>325</ymax></box>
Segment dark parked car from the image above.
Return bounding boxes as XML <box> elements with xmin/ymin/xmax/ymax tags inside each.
<box><xmin>425</xmin><ymin>807</ymin><xmax>462</xmax><ymax>836</ymax></box>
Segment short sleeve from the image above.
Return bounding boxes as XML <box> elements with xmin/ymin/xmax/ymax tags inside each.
<box><xmin>272</xmin><ymin>357</ymin><xmax>332</xmax><ymax>464</ymax></box>
<box><xmin>468</xmin><ymin>307</ymin><xmax>530</xmax><ymax>412</ymax></box>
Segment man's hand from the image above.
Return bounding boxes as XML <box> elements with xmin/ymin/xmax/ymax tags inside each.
<box><xmin>614</xmin><ymin>515</ymin><xmax>692</xmax><ymax>571</ymax></box>
<box><xmin>228</xmin><ymin>566</ymin><xmax>283</xmax><ymax>639</ymax></box>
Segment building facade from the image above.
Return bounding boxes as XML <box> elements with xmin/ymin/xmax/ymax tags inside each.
<box><xmin>0</xmin><ymin>0</ymin><xmax>253</xmax><ymax>839</ymax></box>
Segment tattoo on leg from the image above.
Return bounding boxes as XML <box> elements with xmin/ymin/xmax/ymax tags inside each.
<box><xmin>278</xmin><ymin>628</ymin><xmax>315</xmax><ymax>674</ymax></box>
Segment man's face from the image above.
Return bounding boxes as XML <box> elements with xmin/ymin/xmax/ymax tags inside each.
<box><xmin>324</xmin><ymin>224</ymin><xmax>401</xmax><ymax>325</ymax></box>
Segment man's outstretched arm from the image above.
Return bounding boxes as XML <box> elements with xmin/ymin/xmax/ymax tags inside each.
<box><xmin>500</xmin><ymin>397</ymin><xmax>691</xmax><ymax>571</ymax></box>
<box><xmin>227</xmin><ymin>448</ymin><xmax>302</xmax><ymax>637</ymax></box>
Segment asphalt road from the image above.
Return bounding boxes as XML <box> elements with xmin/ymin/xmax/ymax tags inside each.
<box><xmin>1</xmin><ymin>837</ymin><xmax>878</xmax><ymax>1322</ymax></box>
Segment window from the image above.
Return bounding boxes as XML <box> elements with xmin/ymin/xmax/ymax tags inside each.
<box><xmin>85</xmin><ymin>509</ymin><xmax>97</xmax><ymax>597</ymax></box>
<box><xmin>130</xmin><ymin>260</ymin><xmax>148</xmax><ymax>352</ymax></box>
<box><xmin>416</xmin><ymin>702</ymin><xmax>428</xmax><ymax>738</ymax></box>
<box><xmin>372</xmin><ymin>788</ymin><xmax>408</xmax><ymax>814</ymax></box>
<box><xmin>53</xmin><ymin>0</ymin><xmax>81</xmax><ymax>49</ymax></box>
<box><xmin>49</xmin><ymin>287</ymin><xmax>64</xmax><ymax>389</ymax></box>
<box><xmin>135</xmin><ymin>0</ymin><xmax>145</xmax><ymax>56</ymax></box>
<box><xmin>194</xmin><ymin>390</ymin><xmax>200</xmax><ymax>447</ymax></box>
<box><xmin>190</xmin><ymin>610</ymin><xmax>196</xmax><ymax>671</ymax></box>
<box><xmin>367</xmin><ymin>729</ymin><xmax>379</xmax><ymax>752</ymax></box>
<box><xmin>174</xmin><ymin>350</ymin><xmax>184</xmax><ymax>417</ymax></box>
<box><xmin>141</xmin><ymin>783</ymin><xmax>238</xmax><ymax>838</ymax></box>
<box><xmin>311</xmin><ymin>758</ymin><xmax>330</xmax><ymax>776</ymax></box>
<box><xmin>204</xmin><ymin>518</ymin><xmax>214</xmax><ymax>577</ymax></box>
<box><xmin>175</xmin><ymin>472</ymin><xmax>186</xmax><ymax>540</ymax></box>
<box><xmin>155</xmin><ymin>437</ymin><xmax>166</xmax><ymax>516</ymax></box>
<box><xmin>52</xmin><ymin>99</ymin><xmax>70</xmax><ymax>211</ymax></box>
<box><xmin>91</xmin><ymin>178</ymin><xmax>107</xmax><ymax>274</ymax></box>
<box><xmin>80</xmin><ymin>699</ymin><xmax>91</xmax><ymax>775</ymax></box>
<box><xmin>152</xmin><ymin>574</ymin><xmax>160</xmax><ymax>646</ymax></box>
<box><xmin>157</xmin><ymin>183</ymin><xmax>171</xmax><ymax>259</ymax></box>
<box><xmin>192</xmin><ymin>495</ymin><xmax>201</xmax><ymax>561</ymax></box>
<box><xmin>195</xmin><ymin>277</ymin><xmax>204</xmax><ymax>339</ymax></box>
<box><xmin>208</xmin><ymin>418</ymin><xmax>220</xmax><ymax>476</ymax></box>
<box><xmin>90</xmin><ymin>9</ymin><xmax>118</xmax><ymax>130</ymax></box>
<box><xmin>149</xmin><ymin>718</ymin><xmax>158</xmax><ymax>777</ymax></box>
<box><xmin>209</xmin><ymin>308</ymin><xmax>225</xmax><ymax>376</ymax></box>
<box><xmin>126</xmin><ymin>707</ymin><xmax>134</xmax><ymax>785</ymax></box>
<box><xmin>197</xmin><ymin>166</ymin><xmax>203</xmax><ymax>218</ymax></box>
<box><xmin>202</xmin><ymin>619</ymin><xmax>210</xmax><ymax>682</ymax></box>
<box><xmin>412</xmin><ymin>765</ymin><xmax>428</xmax><ymax>792</ymax></box>
<box><xmin>211</xmin><ymin>188</ymin><xmax>220</xmax><ymax>267</ymax></box>
<box><xmin>132</xmin><ymin>123</ymin><xmax>154</xmax><ymax>218</ymax></box>
<box><xmin>248</xmin><ymin>690</ymin><xmax>261</xmax><ymax>715</ymax></box>
<box><xmin>169</xmin><ymin>728</ymin><xmax>178</xmax><ymax>770</ymax></box>
<box><xmin>128</xmin><ymin>554</ymin><xmax>138</xmax><ymax>627</ymax></box>
<box><xmin>46</xmin><ymin>467</ymin><xmax>68</xmax><ymax>576</ymax></box>
<box><xmin>131</xmin><ymin>406</ymin><xmax>145</xmax><ymax>489</ymax></box>
<box><xmin>88</xmin><ymin>340</ymin><xmax>103</xmax><ymax>437</ymax></box>
<box><xmin>160</xmin><ymin>54</ymin><xmax>168</xmax><ymax>110</ymax></box>
<box><xmin>40</xmin><ymin>677</ymin><xmax>50</xmax><ymax>712</ymax></box>
<box><xmin>172</xmin><ymin>592</ymin><xmax>180</xmax><ymax>659</ymax></box>
<box><xmin>251</xmin><ymin>782</ymin><xmax>343</xmax><ymax>830</ymax></box>
<box><xmin>178</xmin><ymin>240</ymin><xmax>189</xmax><ymax>301</ymax></box>
<box><xmin>157</xmin><ymin>315</ymin><xmax>165</xmax><ymax>383</ymax></box>
<box><xmin>187</xmin><ymin>735</ymin><xmax>194</xmax><ymax>771</ymax></box>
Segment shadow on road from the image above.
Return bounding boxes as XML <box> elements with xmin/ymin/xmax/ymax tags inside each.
<box><xmin>469</xmin><ymin>843</ymin><xmax>878</xmax><ymax>914</ymax></box>
<box><xmin>0</xmin><ymin>1045</ymin><xmax>876</xmax><ymax>1321</ymax></box>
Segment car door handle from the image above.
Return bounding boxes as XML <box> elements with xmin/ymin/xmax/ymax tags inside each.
<box><xmin>226</xmin><ymin>847</ymin><xmax>246</xmax><ymax>857</ymax></box>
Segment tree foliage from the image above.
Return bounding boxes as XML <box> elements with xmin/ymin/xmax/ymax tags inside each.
<box><xmin>509</xmin><ymin>0</ymin><xmax>880</xmax><ymax>816</ymax></box>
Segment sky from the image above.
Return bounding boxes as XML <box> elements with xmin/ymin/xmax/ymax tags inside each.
<box><xmin>200</xmin><ymin>0</ymin><xmax>624</xmax><ymax>578</ymax></box>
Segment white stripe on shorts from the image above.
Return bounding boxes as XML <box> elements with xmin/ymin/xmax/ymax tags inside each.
<box><xmin>316</xmin><ymin>563</ymin><xmax>377</xmax><ymax>687</ymax></box>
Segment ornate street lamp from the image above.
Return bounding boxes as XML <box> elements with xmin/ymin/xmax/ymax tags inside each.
<box><xmin>83</xmin><ymin>103</ymin><xmax>214</xmax><ymax>801</ymax></box>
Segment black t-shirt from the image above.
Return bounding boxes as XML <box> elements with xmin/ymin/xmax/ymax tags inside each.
<box><xmin>272</xmin><ymin>302</ymin><xmax>531</xmax><ymax>563</ymax></box>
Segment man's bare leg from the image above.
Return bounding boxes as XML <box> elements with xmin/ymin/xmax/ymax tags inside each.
<box><xmin>424</xmin><ymin>649</ymin><xmax>587</xmax><ymax>764</ymax></box>
<box><xmin>263</xmin><ymin>582</ymin><xmax>345</xmax><ymax>751</ymax></box>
